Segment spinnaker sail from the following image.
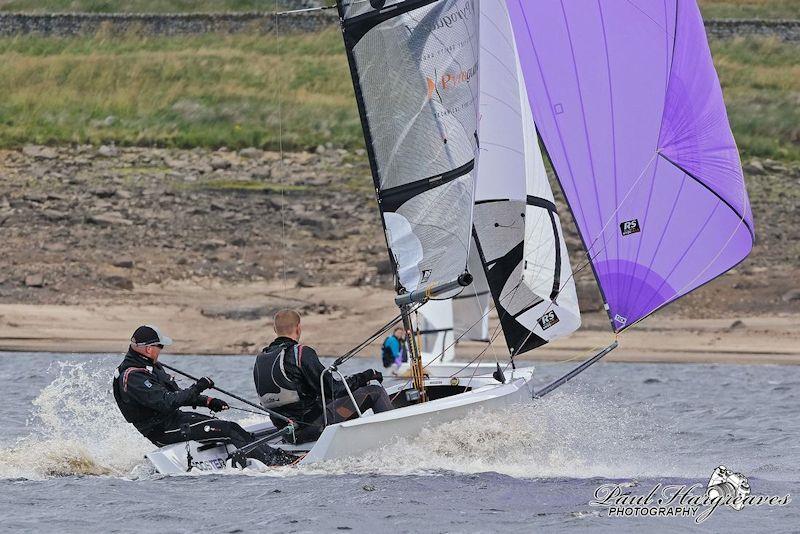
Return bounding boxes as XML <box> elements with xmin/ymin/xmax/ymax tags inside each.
<box><xmin>338</xmin><ymin>0</ymin><xmax>481</xmax><ymax>297</ymax></box>
<box><xmin>472</xmin><ymin>0</ymin><xmax>581</xmax><ymax>357</ymax></box>
<box><xmin>507</xmin><ymin>0</ymin><xmax>754</xmax><ymax>332</ymax></box>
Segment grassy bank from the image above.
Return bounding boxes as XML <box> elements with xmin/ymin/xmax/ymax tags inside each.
<box><xmin>712</xmin><ymin>37</ymin><xmax>800</xmax><ymax>161</ymax></box>
<box><xmin>699</xmin><ymin>0</ymin><xmax>800</xmax><ymax>19</ymax></box>
<box><xmin>0</xmin><ymin>29</ymin><xmax>797</xmax><ymax>160</ymax></box>
<box><xmin>0</xmin><ymin>29</ymin><xmax>361</xmax><ymax>151</ymax></box>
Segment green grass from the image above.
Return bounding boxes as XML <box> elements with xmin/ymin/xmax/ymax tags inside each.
<box><xmin>0</xmin><ymin>29</ymin><xmax>361</xmax><ymax>151</ymax></box>
<box><xmin>0</xmin><ymin>30</ymin><xmax>797</xmax><ymax>161</ymax></box>
<box><xmin>199</xmin><ymin>179</ymin><xmax>308</xmax><ymax>192</ymax></box>
<box><xmin>699</xmin><ymin>0</ymin><xmax>800</xmax><ymax>19</ymax></box>
<box><xmin>711</xmin><ymin>37</ymin><xmax>800</xmax><ymax>161</ymax></box>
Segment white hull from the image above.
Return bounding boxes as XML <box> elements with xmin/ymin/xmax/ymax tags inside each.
<box><xmin>301</xmin><ymin>370</ymin><xmax>533</xmax><ymax>464</ymax></box>
<box><xmin>145</xmin><ymin>369</ymin><xmax>534</xmax><ymax>474</ymax></box>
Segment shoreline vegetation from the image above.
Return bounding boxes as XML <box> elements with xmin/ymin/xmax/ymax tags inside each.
<box><xmin>0</xmin><ymin>28</ymin><xmax>797</xmax><ymax>161</ymax></box>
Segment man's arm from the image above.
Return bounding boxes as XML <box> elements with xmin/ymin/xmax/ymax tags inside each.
<box><xmin>122</xmin><ymin>371</ymin><xmax>203</xmax><ymax>414</ymax></box>
<box><xmin>299</xmin><ymin>347</ymin><xmax>379</xmax><ymax>401</ymax></box>
<box><xmin>298</xmin><ymin>347</ymin><xmax>344</xmax><ymax>400</ymax></box>
<box><xmin>163</xmin><ymin>371</ymin><xmax>211</xmax><ymax>408</ymax></box>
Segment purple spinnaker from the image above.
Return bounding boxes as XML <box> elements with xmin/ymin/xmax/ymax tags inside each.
<box><xmin>506</xmin><ymin>0</ymin><xmax>754</xmax><ymax>332</ymax></box>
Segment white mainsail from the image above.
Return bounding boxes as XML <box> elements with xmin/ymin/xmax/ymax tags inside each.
<box><xmin>415</xmin><ymin>0</ymin><xmax>581</xmax><ymax>364</ymax></box>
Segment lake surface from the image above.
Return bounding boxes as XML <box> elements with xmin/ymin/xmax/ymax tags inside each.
<box><xmin>1</xmin><ymin>351</ymin><xmax>797</xmax><ymax>532</ymax></box>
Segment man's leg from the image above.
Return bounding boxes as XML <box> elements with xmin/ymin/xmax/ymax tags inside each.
<box><xmin>148</xmin><ymin>412</ymin><xmax>295</xmax><ymax>466</ymax></box>
<box><xmin>317</xmin><ymin>385</ymin><xmax>394</xmax><ymax>426</ymax></box>
<box><xmin>291</xmin><ymin>386</ymin><xmax>395</xmax><ymax>444</ymax></box>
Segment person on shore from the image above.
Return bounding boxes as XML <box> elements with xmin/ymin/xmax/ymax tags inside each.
<box><xmin>381</xmin><ymin>327</ymin><xmax>407</xmax><ymax>371</ymax></box>
<box><xmin>113</xmin><ymin>324</ymin><xmax>292</xmax><ymax>466</ymax></box>
<box><xmin>253</xmin><ymin>309</ymin><xmax>393</xmax><ymax>443</ymax></box>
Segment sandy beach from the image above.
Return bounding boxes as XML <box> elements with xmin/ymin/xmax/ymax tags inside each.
<box><xmin>1</xmin><ymin>279</ymin><xmax>798</xmax><ymax>365</ymax></box>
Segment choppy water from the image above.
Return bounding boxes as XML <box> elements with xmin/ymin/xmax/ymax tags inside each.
<box><xmin>1</xmin><ymin>351</ymin><xmax>797</xmax><ymax>532</ymax></box>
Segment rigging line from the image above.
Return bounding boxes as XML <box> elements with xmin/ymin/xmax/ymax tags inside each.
<box><xmin>444</xmin><ymin>279</ymin><xmax>527</xmax><ymax>377</ymax></box>
<box><xmin>451</xmin><ymin>321</ymin><xmax>508</xmax><ymax>379</ymax></box>
<box><xmin>275</xmin><ymin>4</ymin><xmax>337</xmax><ymax>16</ymax></box>
<box><xmin>335</xmin><ymin>303</ymin><xmax>423</xmax><ymax>366</ymax></box>
<box><xmin>414</xmin><ymin>278</ymin><xmax>524</xmax><ymax>378</ymax></box>
<box><xmin>228</xmin><ymin>405</ymin><xmax>270</xmax><ymax>416</ymax></box>
<box><xmin>276</xmin><ymin>1</ymin><xmax>287</xmax><ymax>294</ymax></box>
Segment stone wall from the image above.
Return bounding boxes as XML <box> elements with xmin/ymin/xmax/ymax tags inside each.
<box><xmin>0</xmin><ymin>12</ymin><xmax>798</xmax><ymax>40</ymax></box>
<box><xmin>705</xmin><ymin>19</ymin><xmax>800</xmax><ymax>41</ymax></box>
<box><xmin>0</xmin><ymin>11</ymin><xmax>338</xmax><ymax>36</ymax></box>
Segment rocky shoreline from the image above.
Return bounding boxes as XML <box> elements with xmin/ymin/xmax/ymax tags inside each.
<box><xmin>0</xmin><ymin>144</ymin><xmax>391</xmax><ymax>305</ymax></box>
<box><xmin>0</xmin><ymin>145</ymin><xmax>798</xmax><ymax>322</ymax></box>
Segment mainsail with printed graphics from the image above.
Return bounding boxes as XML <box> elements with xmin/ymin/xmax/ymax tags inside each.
<box><xmin>338</xmin><ymin>0</ymin><xmax>482</xmax><ymax>391</ymax></box>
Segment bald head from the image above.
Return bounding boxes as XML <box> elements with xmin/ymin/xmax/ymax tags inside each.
<box><xmin>274</xmin><ymin>309</ymin><xmax>302</xmax><ymax>339</ymax></box>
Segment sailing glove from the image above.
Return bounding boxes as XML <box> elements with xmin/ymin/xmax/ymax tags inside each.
<box><xmin>364</xmin><ymin>369</ymin><xmax>383</xmax><ymax>384</ymax></box>
<box><xmin>194</xmin><ymin>376</ymin><xmax>214</xmax><ymax>392</ymax></box>
<box><xmin>207</xmin><ymin>397</ymin><xmax>229</xmax><ymax>412</ymax></box>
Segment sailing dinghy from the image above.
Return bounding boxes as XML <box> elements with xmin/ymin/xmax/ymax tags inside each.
<box><xmin>145</xmin><ymin>0</ymin><xmax>753</xmax><ymax>474</ymax></box>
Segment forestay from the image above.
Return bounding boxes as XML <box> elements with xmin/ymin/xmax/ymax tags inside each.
<box><xmin>472</xmin><ymin>0</ymin><xmax>581</xmax><ymax>356</ymax></box>
<box><xmin>338</xmin><ymin>0</ymin><xmax>481</xmax><ymax>297</ymax></box>
<box><xmin>507</xmin><ymin>0</ymin><xmax>754</xmax><ymax>332</ymax></box>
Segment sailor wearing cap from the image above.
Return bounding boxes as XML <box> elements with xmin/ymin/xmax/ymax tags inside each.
<box><xmin>112</xmin><ymin>325</ymin><xmax>288</xmax><ymax>465</ymax></box>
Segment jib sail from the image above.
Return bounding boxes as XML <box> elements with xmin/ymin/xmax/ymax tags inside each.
<box><xmin>507</xmin><ymin>0</ymin><xmax>754</xmax><ymax>332</ymax></box>
<box><xmin>472</xmin><ymin>0</ymin><xmax>581</xmax><ymax>357</ymax></box>
<box><xmin>338</xmin><ymin>0</ymin><xmax>481</xmax><ymax>297</ymax></box>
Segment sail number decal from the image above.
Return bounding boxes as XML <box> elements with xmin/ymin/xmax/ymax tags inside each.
<box><xmin>620</xmin><ymin>219</ymin><xmax>641</xmax><ymax>236</ymax></box>
<box><xmin>538</xmin><ymin>310</ymin><xmax>560</xmax><ymax>330</ymax></box>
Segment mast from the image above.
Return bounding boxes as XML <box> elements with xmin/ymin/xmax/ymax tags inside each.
<box><xmin>396</xmin><ymin>273</ymin><xmax>473</xmax><ymax>401</ymax></box>
<box><xmin>401</xmin><ymin>304</ymin><xmax>426</xmax><ymax>402</ymax></box>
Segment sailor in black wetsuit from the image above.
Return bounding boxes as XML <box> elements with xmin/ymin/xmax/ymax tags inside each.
<box><xmin>113</xmin><ymin>324</ymin><xmax>291</xmax><ymax>466</ymax></box>
<box><xmin>253</xmin><ymin>310</ymin><xmax>394</xmax><ymax>443</ymax></box>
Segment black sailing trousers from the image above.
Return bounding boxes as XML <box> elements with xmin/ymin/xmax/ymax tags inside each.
<box><xmin>146</xmin><ymin>411</ymin><xmax>253</xmax><ymax>449</ymax></box>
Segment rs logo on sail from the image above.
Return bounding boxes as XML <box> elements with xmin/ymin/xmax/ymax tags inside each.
<box><xmin>620</xmin><ymin>219</ymin><xmax>641</xmax><ymax>236</ymax></box>
<box><xmin>538</xmin><ymin>310</ymin><xmax>560</xmax><ymax>330</ymax></box>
